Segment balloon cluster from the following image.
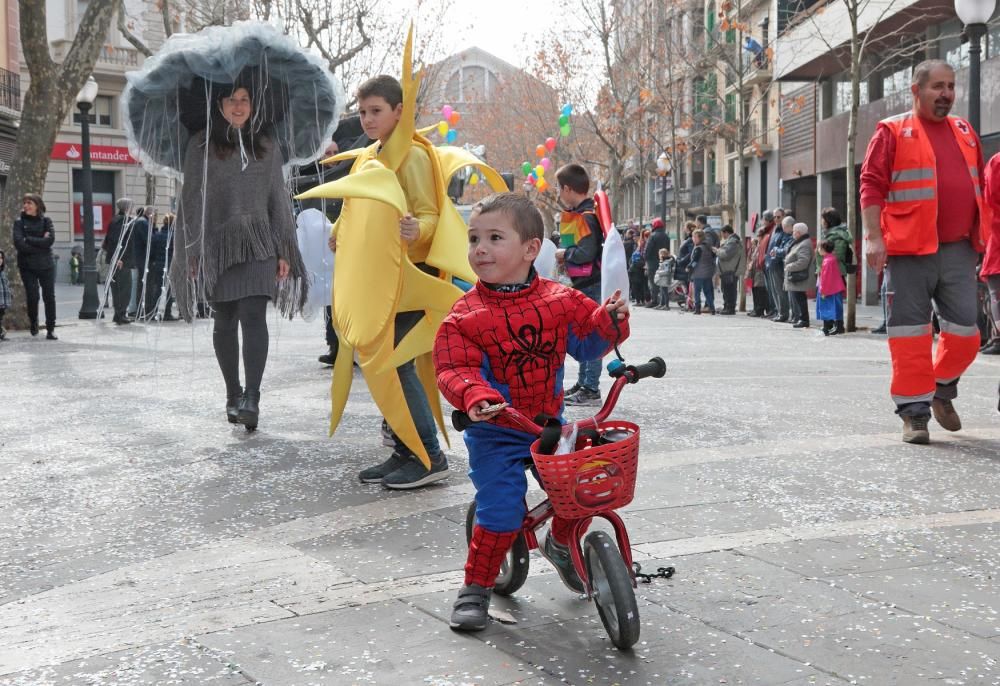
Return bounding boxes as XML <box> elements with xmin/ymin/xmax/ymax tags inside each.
<box><xmin>521</xmin><ymin>104</ymin><xmax>573</xmax><ymax>192</ymax></box>
<box><xmin>437</xmin><ymin>104</ymin><xmax>461</xmax><ymax>145</ymax></box>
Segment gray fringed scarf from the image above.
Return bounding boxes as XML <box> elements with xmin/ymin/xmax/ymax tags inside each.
<box><xmin>170</xmin><ymin>132</ymin><xmax>308</xmax><ymax>321</ymax></box>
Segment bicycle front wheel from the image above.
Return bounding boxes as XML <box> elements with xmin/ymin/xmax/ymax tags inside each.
<box><xmin>584</xmin><ymin>529</ymin><xmax>640</xmax><ymax>649</ymax></box>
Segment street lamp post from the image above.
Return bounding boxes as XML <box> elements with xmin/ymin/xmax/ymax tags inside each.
<box><xmin>76</xmin><ymin>76</ymin><xmax>100</xmax><ymax>320</ymax></box>
<box><xmin>955</xmin><ymin>0</ymin><xmax>997</xmax><ymax>134</ymax></box>
<box><xmin>656</xmin><ymin>152</ymin><xmax>670</xmax><ymax>240</ymax></box>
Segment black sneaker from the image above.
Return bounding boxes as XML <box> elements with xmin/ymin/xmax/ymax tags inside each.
<box><xmin>449</xmin><ymin>584</ymin><xmax>492</xmax><ymax>631</ymax></box>
<box><xmin>358</xmin><ymin>452</ymin><xmax>411</xmax><ymax>484</ymax></box>
<box><xmin>539</xmin><ymin>532</ymin><xmax>585</xmax><ymax>593</ymax></box>
<box><xmin>382</xmin><ymin>452</ymin><xmax>449</xmax><ymax>489</ymax></box>
<box><xmin>565</xmin><ymin>387</ymin><xmax>601</xmax><ymax>406</ymax></box>
<box><xmin>318</xmin><ymin>348</ymin><xmax>335</xmax><ymax>366</ymax></box>
<box><xmin>564</xmin><ymin>383</ymin><xmax>582</xmax><ymax>397</ymax></box>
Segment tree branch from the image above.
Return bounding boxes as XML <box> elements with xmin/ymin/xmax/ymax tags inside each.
<box><xmin>19</xmin><ymin>0</ymin><xmax>55</xmax><ymax>77</ymax></box>
<box><xmin>118</xmin><ymin>0</ymin><xmax>153</xmax><ymax>57</ymax></box>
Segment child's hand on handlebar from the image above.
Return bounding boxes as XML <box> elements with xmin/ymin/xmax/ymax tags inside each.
<box><xmin>605</xmin><ymin>289</ymin><xmax>629</xmax><ymax>320</ymax></box>
<box><xmin>468</xmin><ymin>400</ymin><xmax>507</xmax><ymax>422</ymax></box>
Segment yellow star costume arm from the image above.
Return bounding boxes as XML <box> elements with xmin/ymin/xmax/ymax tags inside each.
<box><xmin>294</xmin><ymin>24</ymin><xmax>505</xmax><ymax>468</ymax></box>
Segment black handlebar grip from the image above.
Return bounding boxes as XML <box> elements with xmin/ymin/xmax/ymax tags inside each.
<box><xmin>451</xmin><ymin>410</ymin><xmax>473</xmax><ymax>432</ymax></box>
<box><xmin>629</xmin><ymin>357</ymin><xmax>667</xmax><ymax>381</ymax></box>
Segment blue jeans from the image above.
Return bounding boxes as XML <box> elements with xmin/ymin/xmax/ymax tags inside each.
<box><xmin>393</xmin><ymin>358</ymin><xmax>442</xmax><ymax>457</ymax></box>
<box><xmin>577</xmin><ymin>283</ymin><xmax>603</xmax><ymax>392</ymax></box>
<box><xmin>693</xmin><ymin>277</ymin><xmax>715</xmax><ymax>311</ymax></box>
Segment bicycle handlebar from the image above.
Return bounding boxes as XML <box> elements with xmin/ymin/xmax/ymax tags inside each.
<box><xmin>450</xmin><ymin>357</ymin><xmax>667</xmax><ymax>438</ymax></box>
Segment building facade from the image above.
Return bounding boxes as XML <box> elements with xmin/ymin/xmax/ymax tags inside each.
<box><xmin>0</xmin><ymin>0</ymin><xmax>20</xmax><ymax>196</ymax></box>
<box><xmin>23</xmin><ymin>0</ymin><xmax>172</xmax><ymax>282</ymax></box>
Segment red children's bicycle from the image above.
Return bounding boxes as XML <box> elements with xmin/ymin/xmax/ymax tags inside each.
<box><xmin>453</xmin><ymin>357</ymin><xmax>667</xmax><ymax>650</ymax></box>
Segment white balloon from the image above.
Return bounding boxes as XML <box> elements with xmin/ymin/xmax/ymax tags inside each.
<box><xmin>601</xmin><ymin>225</ymin><xmax>630</xmax><ymax>305</ymax></box>
<box><xmin>296</xmin><ymin>208</ymin><xmax>333</xmax><ymax>309</ymax></box>
<box><xmin>534</xmin><ymin>238</ymin><xmax>558</xmax><ymax>280</ymax></box>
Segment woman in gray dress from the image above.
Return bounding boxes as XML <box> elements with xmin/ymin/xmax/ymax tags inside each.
<box><xmin>171</xmin><ymin>78</ymin><xmax>307</xmax><ymax>430</ymax></box>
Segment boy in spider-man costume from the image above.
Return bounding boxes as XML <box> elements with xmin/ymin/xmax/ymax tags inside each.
<box><xmin>433</xmin><ymin>193</ymin><xmax>629</xmax><ymax>631</ymax></box>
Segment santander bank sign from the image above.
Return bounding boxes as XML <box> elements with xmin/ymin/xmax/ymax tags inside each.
<box><xmin>51</xmin><ymin>142</ymin><xmax>137</xmax><ymax>165</ymax></box>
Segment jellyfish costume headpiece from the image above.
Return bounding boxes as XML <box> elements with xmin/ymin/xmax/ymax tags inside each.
<box><xmin>123</xmin><ymin>21</ymin><xmax>345</xmax><ymax>320</ymax></box>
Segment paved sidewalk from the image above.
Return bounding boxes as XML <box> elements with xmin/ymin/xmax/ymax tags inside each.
<box><xmin>1</xmin><ymin>286</ymin><xmax>999</xmax><ymax>685</ymax></box>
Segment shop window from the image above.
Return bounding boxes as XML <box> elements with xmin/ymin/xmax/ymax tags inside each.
<box><xmin>73</xmin><ymin>95</ymin><xmax>114</xmax><ymax>127</ymax></box>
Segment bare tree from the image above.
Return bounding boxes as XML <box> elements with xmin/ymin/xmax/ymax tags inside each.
<box><xmin>0</xmin><ymin>0</ymin><xmax>118</xmax><ymax>330</ymax></box>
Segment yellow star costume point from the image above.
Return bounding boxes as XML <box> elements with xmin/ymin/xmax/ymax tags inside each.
<box><xmin>295</xmin><ymin>25</ymin><xmax>506</xmax><ymax>468</ymax></box>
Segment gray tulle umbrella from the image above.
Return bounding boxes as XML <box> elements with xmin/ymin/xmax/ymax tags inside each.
<box><xmin>122</xmin><ymin>21</ymin><xmax>345</xmax><ymax>179</ymax></box>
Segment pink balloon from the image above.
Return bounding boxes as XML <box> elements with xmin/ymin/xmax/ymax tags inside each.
<box><xmin>540</xmin><ymin>157</ymin><xmax>551</xmax><ymax>170</ymax></box>
<box><xmin>441</xmin><ymin>105</ymin><xmax>454</xmax><ymax>119</ymax></box>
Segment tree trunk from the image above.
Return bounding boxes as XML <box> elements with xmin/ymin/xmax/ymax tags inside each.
<box><xmin>0</xmin><ymin>77</ymin><xmax>70</xmax><ymax>330</ymax></box>
<box><xmin>0</xmin><ymin>0</ymin><xmax>118</xmax><ymax>330</ymax></box>
<box><xmin>844</xmin><ymin>3</ymin><xmax>861</xmax><ymax>332</ymax></box>
<box><xmin>735</xmin><ymin>30</ymin><xmax>747</xmax><ymax>312</ymax></box>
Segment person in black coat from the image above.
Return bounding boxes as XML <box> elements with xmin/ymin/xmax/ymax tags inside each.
<box><xmin>643</xmin><ymin>218</ymin><xmax>671</xmax><ymax>307</ymax></box>
<box><xmin>102</xmin><ymin>198</ymin><xmax>135</xmax><ymax>324</ymax></box>
<box><xmin>12</xmin><ymin>193</ymin><xmax>57</xmax><ymax>339</ymax></box>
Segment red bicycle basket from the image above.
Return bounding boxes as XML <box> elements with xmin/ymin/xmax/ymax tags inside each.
<box><xmin>530</xmin><ymin>421</ymin><xmax>640</xmax><ymax>520</ymax></box>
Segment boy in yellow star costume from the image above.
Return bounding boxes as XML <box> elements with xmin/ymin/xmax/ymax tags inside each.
<box><xmin>296</xmin><ymin>26</ymin><xmax>507</xmax><ymax>489</ymax></box>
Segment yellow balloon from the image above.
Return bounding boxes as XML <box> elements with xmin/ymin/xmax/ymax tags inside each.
<box><xmin>535</xmin><ymin>164</ymin><xmax>545</xmax><ymax>177</ymax></box>
<box><xmin>469</xmin><ymin>172</ymin><xmax>480</xmax><ymax>185</ymax></box>
<box><xmin>437</xmin><ymin>121</ymin><xmax>449</xmax><ymax>136</ymax></box>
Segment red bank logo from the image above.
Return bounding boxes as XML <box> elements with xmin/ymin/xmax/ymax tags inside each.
<box><xmin>51</xmin><ymin>143</ymin><xmax>137</xmax><ymax>164</ymax></box>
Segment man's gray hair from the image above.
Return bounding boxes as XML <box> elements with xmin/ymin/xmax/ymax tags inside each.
<box><xmin>762</xmin><ymin>209</ymin><xmax>774</xmax><ymax>222</ymax></box>
<box><xmin>792</xmin><ymin>222</ymin><xmax>809</xmax><ymax>236</ymax></box>
<box><xmin>912</xmin><ymin>59</ymin><xmax>953</xmax><ymax>88</ymax></box>
<box><xmin>781</xmin><ymin>216</ymin><xmax>796</xmax><ymax>230</ymax></box>
<box><xmin>116</xmin><ymin>198</ymin><xmax>133</xmax><ymax>213</ymax></box>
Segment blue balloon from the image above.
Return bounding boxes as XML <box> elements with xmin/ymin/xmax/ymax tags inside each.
<box><xmin>561</xmin><ymin>103</ymin><xmax>573</xmax><ymax>116</ymax></box>
<box><xmin>446</xmin><ymin>129</ymin><xmax>458</xmax><ymax>143</ymax></box>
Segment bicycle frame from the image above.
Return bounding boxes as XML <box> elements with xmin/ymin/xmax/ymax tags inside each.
<box><xmin>497</xmin><ymin>372</ymin><xmax>639</xmax><ymax>597</ymax></box>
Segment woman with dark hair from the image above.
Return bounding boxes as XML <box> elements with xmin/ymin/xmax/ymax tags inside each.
<box><xmin>171</xmin><ymin>79</ymin><xmax>307</xmax><ymax>430</ymax></box>
<box><xmin>12</xmin><ymin>193</ymin><xmax>58</xmax><ymax>339</ymax></box>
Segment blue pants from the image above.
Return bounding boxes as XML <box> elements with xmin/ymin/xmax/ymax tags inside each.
<box><xmin>393</xmin><ymin>359</ymin><xmax>441</xmax><ymax>457</ymax></box>
<box><xmin>576</xmin><ymin>283</ymin><xmax>602</xmax><ymax>391</ymax></box>
<box><xmin>693</xmin><ymin>277</ymin><xmax>715</xmax><ymax>311</ymax></box>
<box><xmin>390</xmin><ymin>311</ymin><xmax>441</xmax><ymax>457</ymax></box>
<box><xmin>465</xmin><ymin>423</ymin><xmax>535</xmax><ymax>532</ymax></box>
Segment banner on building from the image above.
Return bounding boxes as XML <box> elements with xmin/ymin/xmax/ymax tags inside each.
<box><xmin>52</xmin><ymin>143</ymin><xmax>137</xmax><ymax>165</ymax></box>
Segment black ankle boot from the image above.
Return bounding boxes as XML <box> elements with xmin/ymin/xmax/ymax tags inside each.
<box><xmin>30</xmin><ymin>321</ymin><xmax>39</xmax><ymax>336</ymax></box>
<box><xmin>238</xmin><ymin>389</ymin><xmax>260</xmax><ymax>431</ymax></box>
<box><xmin>226</xmin><ymin>386</ymin><xmax>243</xmax><ymax>424</ymax></box>
<box><xmin>46</xmin><ymin>327</ymin><xmax>57</xmax><ymax>340</ymax></box>
<box><xmin>835</xmin><ymin>320</ymin><xmax>846</xmax><ymax>334</ymax></box>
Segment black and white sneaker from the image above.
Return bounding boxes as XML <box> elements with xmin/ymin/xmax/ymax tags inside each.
<box><xmin>564</xmin><ymin>387</ymin><xmax>601</xmax><ymax>406</ymax></box>
<box><xmin>358</xmin><ymin>452</ymin><xmax>411</xmax><ymax>484</ymax></box>
<box><xmin>382</xmin><ymin>452</ymin><xmax>450</xmax><ymax>490</ymax></box>
<box><xmin>564</xmin><ymin>383</ymin><xmax>582</xmax><ymax>397</ymax></box>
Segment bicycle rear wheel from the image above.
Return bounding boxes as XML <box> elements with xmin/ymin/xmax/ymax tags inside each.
<box><xmin>584</xmin><ymin>529</ymin><xmax>639</xmax><ymax>649</ymax></box>
<box><xmin>465</xmin><ymin>499</ymin><xmax>529</xmax><ymax>596</ymax></box>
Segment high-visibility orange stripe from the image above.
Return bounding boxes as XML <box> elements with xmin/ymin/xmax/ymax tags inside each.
<box><xmin>888</xmin><ymin>334</ymin><xmax>935</xmax><ymax>399</ymax></box>
<box><xmin>933</xmin><ymin>331</ymin><xmax>980</xmax><ymax>385</ymax></box>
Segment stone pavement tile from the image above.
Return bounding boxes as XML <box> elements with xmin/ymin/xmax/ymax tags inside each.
<box><xmin>744</xmin><ymin>534</ymin><xmax>938</xmax><ymax>578</ymax></box>
<box><xmin>292</xmin><ymin>506</ymin><xmax>470</xmax><ymax>581</ymax></box>
<box><xmin>639</xmin><ymin>551</ymin><xmax>875</xmax><ymax>636</ymax></box>
<box><xmin>627</xmin><ymin>467</ymin><xmax>745</xmax><ymax>509</ymax></box>
<box><xmin>636</xmin><ymin>498</ymin><xmax>792</xmax><ymax>537</ymax></box>
<box><xmin>831</xmin><ymin>561</ymin><xmax>1000</xmax><ymax>639</ymax></box>
<box><xmin>742</xmin><ymin>607</ymin><xmax>1000</xmax><ymax>685</ymax></box>
<box><xmin>196</xmin><ymin>601</ymin><xmax>560</xmax><ymax>685</ymax></box>
<box><xmin>404</xmin><ymin>562</ymin><xmax>820</xmax><ymax>684</ymax></box>
<box><xmin>0</xmin><ymin>639</ymin><xmax>252</xmax><ymax>686</ymax></box>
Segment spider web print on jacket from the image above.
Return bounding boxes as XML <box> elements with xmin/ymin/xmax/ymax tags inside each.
<box><xmin>433</xmin><ymin>275</ymin><xmax>628</xmax><ymax>426</ymax></box>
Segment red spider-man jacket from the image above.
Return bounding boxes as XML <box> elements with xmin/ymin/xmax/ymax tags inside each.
<box><xmin>434</xmin><ymin>274</ymin><xmax>629</xmax><ymax>429</ymax></box>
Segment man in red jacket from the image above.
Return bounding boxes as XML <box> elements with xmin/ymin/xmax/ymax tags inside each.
<box><xmin>861</xmin><ymin>59</ymin><xmax>989</xmax><ymax>444</ymax></box>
